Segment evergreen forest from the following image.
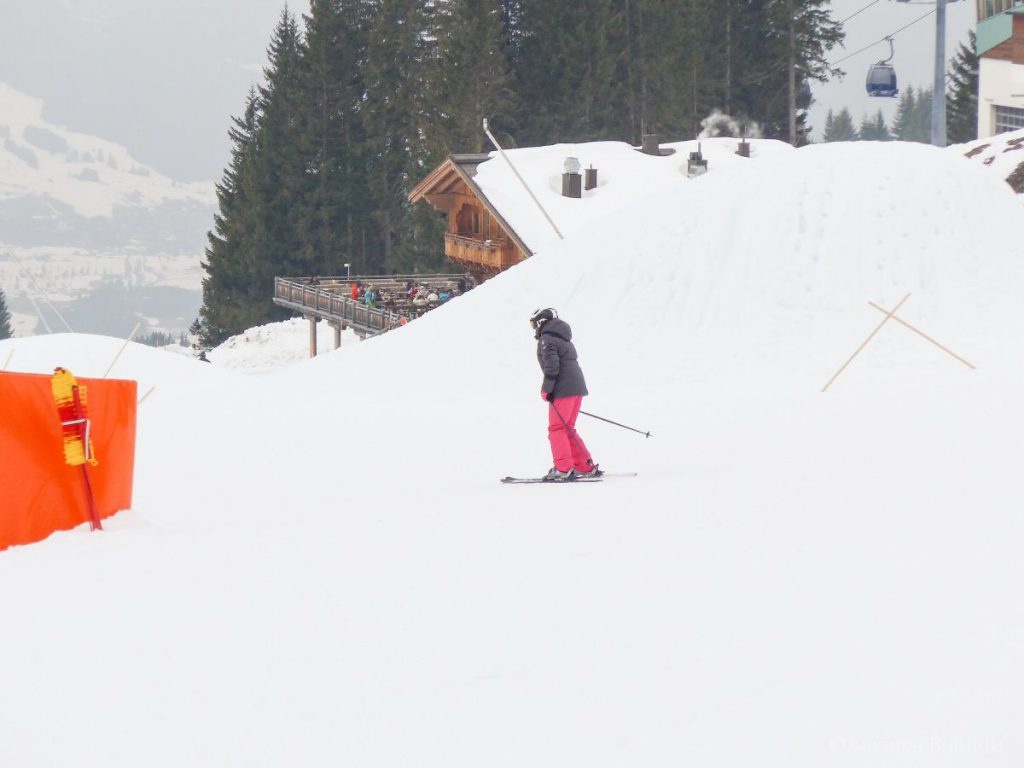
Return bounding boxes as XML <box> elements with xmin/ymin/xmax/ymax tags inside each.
<box><xmin>197</xmin><ymin>0</ymin><xmax>848</xmax><ymax>347</ymax></box>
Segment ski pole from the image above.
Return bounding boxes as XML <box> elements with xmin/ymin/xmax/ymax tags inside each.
<box><xmin>579</xmin><ymin>410</ymin><xmax>652</xmax><ymax>439</ymax></box>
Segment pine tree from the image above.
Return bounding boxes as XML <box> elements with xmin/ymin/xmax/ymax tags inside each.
<box><xmin>197</xmin><ymin>9</ymin><xmax>307</xmax><ymax>347</ymax></box>
<box><xmin>251</xmin><ymin>8</ymin><xmax>308</xmax><ymax>279</ymax></box>
<box><xmin>361</xmin><ymin>0</ymin><xmax>435</xmax><ymax>272</ymax></box>
<box><xmin>892</xmin><ymin>85</ymin><xmax>917</xmax><ymax>141</ymax></box>
<box><xmin>859</xmin><ymin>109</ymin><xmax>890</xmax><ymax>141</ymax></box>
<box><xmin>911</xmin><ymin>87</ymin><xmax>933</xmax><ymax>143</ymax></box>
<box><xmin>0</xmin><ymin>288</ymin><xmax>13</xmax><ymax>339</ymax></box>
<box><xmin>764</xmin><ymin>0</ymin><xmax>845</xmax><ymax>144</ymax></box>
<box><xmin>430</xmin><ymin>0</ymin><xmax>518</xmax><ymax>154</ymax></box>
<box><xmin>734</xmin><ymin>0</ymin><xmax>844</xmax><ymax>144</ymax></box>
<box><xmin>298</xmin><ymin>0</ymin><xmax>371</xmax><ymax>274</ymax></box>
<box><xmin>858</xmin><ymin>112</ymin><xmax>872</xmax><ymax>140</ymax></box>
<box><xmin>514</xmin><ymin>0</ymin><xmax>623</xmax><ymax>143</ymax></box>
<box><xmin>946</xmin><ymin>30</ymin><xmax>978</xmax><ymax>145</ymax></box>
<box><xmin>823</xmin><ymin>107</ymin><xmax>857</xmax><ymax>141</ymax></box>
<box><xmin>197</xmin><ymin>89</ymin><xmax>264</xmax><ymax>348</ymax></box>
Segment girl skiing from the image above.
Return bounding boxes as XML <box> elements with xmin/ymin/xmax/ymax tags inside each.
<box><xmin>530</xmin><ymin>308</ymin><xmax>599</xmax><ymax>481</ymax></box>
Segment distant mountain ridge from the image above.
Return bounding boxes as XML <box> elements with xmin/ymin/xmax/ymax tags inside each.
<box><xmin>0</xmin><ymin>81</ymin><xmax>216</xmax><ymax>337</ymax></box>
<box><xmin>0</xmin><ymin>81</ymin><xmax>214</xmax><ymax>219</ymax></box>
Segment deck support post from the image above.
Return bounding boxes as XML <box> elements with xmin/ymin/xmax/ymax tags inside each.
<box><xmin>332</xmin><ymin>322</ymin><xmax>342</xmax><ymax>350</ymax></box>
<box><xmin>306</xmin><ymin>315</ymin><xmax>317</xmax><ymax>358</ymax></box>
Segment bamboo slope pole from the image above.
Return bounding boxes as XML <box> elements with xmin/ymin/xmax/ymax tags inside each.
<box><xmin>103</xmin><ymin>321</ymin><xmax>142</xmax><ymax>379</ymax></box>
<box><xmin>822</xmin><ymin>293</ymin><xmax>911</xmax><ymax>392</ymax></box>
<box><xmin>137</xmin><ymin>386</ymin><xmax>156</xmax><ymax>405</ymax></box>
<box><xmin>867</xmin><ymin>301</ymin><xmax>975</xmax><ymax>369</ymax></box>
<box><xmin>482</xmin><ymin>118</ymin><xmax>564</xmax><ymax>241</ymax></box>
<box><xmin>8</xmin><ymin>251</ymin><xmax>74</xmax><ymax>332</ymax></box>
<box><xmin>2</xmin><ymin>349</ymin><xmax>13</xmax><ymax>371</ymax></box>
<box><xmin>24</xmin><ymin>290</ymin><xmax>52</xmax><ymax>334</ymax></box>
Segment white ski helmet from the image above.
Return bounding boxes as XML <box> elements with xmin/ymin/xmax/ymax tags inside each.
<box><xmin>529</xmin><ymin>307</ymin><xmax>558</xmax><ymax>331</ymax></box>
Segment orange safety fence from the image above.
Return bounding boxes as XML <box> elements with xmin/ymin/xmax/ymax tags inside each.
<box><xmin>0</xmin><ymin>371</ymin><xmax>137</xmax><ymax>551</ymax></box>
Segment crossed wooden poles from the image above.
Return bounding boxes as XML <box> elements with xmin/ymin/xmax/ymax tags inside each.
<box><xmin>822</xmin><ymin>293</ymin><xmax>975</xmax><ymax>392</ymax></box>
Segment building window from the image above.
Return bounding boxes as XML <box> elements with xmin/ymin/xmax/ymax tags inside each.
<box><xmin>979</xmin><ymin>0</ymin><xmax>1021</xmax><ymax>20</ymax></box>
<box><xmin>979</xmin><ymin>0</ymin><xmax>1024</xmax><ymax>21</ymax></box>
<box><xmin>994</xmin><ymin>105</ymin><xmax>1024</xmax><ymax>134</ymax></box>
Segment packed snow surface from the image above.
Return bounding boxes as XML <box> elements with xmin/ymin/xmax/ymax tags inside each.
<box><xmin>2</xmin><ymin>141</ymin><xmax>1024</xmax><ymax>767</ymax></box>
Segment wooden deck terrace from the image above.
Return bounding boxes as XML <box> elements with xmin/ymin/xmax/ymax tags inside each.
<box><xmin>273</xmin><ymin>273</ymin><xmax>474</xmax><ymax>356</ymax></box>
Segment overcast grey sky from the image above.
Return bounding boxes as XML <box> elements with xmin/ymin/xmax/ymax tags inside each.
<box><xmin>0</xmin><ymin>0</ymin><xmax>311</xmax><ymax>182</ymax></box>
<box><xmin>0</xmin><ymin>1</ymin><xmax>976</xmax><ymax>183</ymax></box>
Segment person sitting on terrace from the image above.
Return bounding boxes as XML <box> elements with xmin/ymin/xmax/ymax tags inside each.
<box><xmin>438</xmin><ymin>289</ymin><xmax>451</xmax><ymax>303</ymax></box>
<box><xmin>427</xmin><ymin>290</ymin><xmax>439</xmax><ymax>303</ymax></box>
<box><xmin>364</xmin><ymin>285</ymin><xmax>379</xmax><ymax>309</ymax></box>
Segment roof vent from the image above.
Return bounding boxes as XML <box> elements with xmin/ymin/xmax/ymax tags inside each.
<box><xmin>687</xmin><ymin>143</ymin><xmax>709</xmax><ymax>177</ymax></box>
<box><xmin>636</xmin><ymin>134</ymin><xmax>675</xmax><ymax>156</ymax></box>
<box><xmin>562</xmin><ymin>156</ymin><xmax>582</xmax><ymax>198</ymax></box>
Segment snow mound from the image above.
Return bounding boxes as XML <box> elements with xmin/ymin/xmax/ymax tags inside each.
<box><xmin>207</xmin><ymin>317</ymin><xmax>360</xmax><ymax>373</ymax></box>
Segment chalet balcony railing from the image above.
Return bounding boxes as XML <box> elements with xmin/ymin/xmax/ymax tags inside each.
<box><xmin>273</xmin><ymin>272</ymin><xmax>474</xmax><ymax>338</ymax></box>
<box><xmin>273</xmin><ymin>278</ymin><xmax>405</xmax><ymax>336</ymax></box>
<box><xmin>445</xmin><ymin>233</ymin><xmax>517</xmax><ymax>271</ymax></box>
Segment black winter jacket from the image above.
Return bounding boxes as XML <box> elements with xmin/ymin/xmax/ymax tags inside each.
<box><xmin>536</xmin><ymin>318</ymin><xmax>588</xmax><ymax>399</ymax></box>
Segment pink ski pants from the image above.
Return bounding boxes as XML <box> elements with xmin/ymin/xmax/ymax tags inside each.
<box><xmin>547</xmin><ymin>396</ymin><xmax>593</xmax><ymax>473</ymax></box>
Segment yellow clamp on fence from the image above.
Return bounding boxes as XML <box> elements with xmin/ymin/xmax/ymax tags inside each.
<box><xmin>50</xmin><ymin>367</ymin><xmax>99</xmax><ymax>467</ymax></box>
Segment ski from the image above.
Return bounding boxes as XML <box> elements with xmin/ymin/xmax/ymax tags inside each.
<box><xmin>500</xmin><ymin>472</ymin><xmax>636</xmax><ymax>484</ymax></box>
<box><xmin>501</xmin><ymin>476</ymin><xmax>603</xmax><ymax>484</ymax></box>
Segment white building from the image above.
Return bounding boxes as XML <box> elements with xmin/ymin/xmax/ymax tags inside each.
<box><xmin>977</xmin><ymin>0</ymin><xmax>1024</xmax><ymax>138</ymax></box>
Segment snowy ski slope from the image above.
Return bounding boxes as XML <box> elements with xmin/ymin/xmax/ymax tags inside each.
<box><xmin>2</xmin><ymin>139</ymin><xmax>1023</xmax><ymax>767</ymax></box>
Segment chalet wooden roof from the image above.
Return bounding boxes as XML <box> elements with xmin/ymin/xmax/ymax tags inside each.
<box><xmin>409</xmin><ymin>154</ymin><xmax>533</xmax><ymax>257</ymax></box>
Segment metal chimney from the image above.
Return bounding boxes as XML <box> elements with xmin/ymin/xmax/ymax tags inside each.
<box><xmin>641</xmin><ymin>134</ymin><xmax>661</xmax><ymax>156</ymax></box>
<box><xmin>561</xmin><ymin>156</ymin><xmax>582</xmax><ymax>198</ymax></box>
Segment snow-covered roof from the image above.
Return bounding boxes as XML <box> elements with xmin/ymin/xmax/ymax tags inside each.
<box><xmin>442</xmin><ymin>138</ymin><xmax>794</xmax><ymax>258</ymax></box>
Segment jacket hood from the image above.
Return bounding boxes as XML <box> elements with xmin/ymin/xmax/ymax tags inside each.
<box><xmin>540</xmin><ymin>317</ymin><xmax>572</xmax><ymax>342</ymax></box>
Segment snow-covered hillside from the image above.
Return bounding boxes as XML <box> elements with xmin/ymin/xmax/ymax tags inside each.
<box><xmin>0</xmin><ymin>81</ymin><xmax>214</xmax><ymax>337</ymax></box>
<box><xmin>0</xmin><ymin>82</ymin><xmax>213</xmax><ymax>217</ymax></box>
<box><xmin>2</xmin><ymin>140</ymin><xmax>1024</xmax><ymax>767</ymax></box>
<box><xmin>951</xmin><ymin>128</ymin><xmax>1024</xmax><ymax>197</ymax></box>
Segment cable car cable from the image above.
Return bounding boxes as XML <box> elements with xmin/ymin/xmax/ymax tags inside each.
<box><xmin>838</xmin><ymin>0</ymin><xmax>884</xmax><ymax>25</ymax></box>
<box><xmin>829</xmin><ymin>7</ymin><xmax>936</xmax><ymax>66</ymax></box>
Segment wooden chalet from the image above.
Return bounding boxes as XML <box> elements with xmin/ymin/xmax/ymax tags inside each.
<box><xmin>409</xmin><ymin>154</ymin><xmax>531</xmax><ymax>282</ymax></box>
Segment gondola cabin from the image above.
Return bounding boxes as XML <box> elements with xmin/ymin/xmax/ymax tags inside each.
<box><xmin>866</xmin><ymin>62</ymin><xmax>898</xmax><ymax>98</ymax></box>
